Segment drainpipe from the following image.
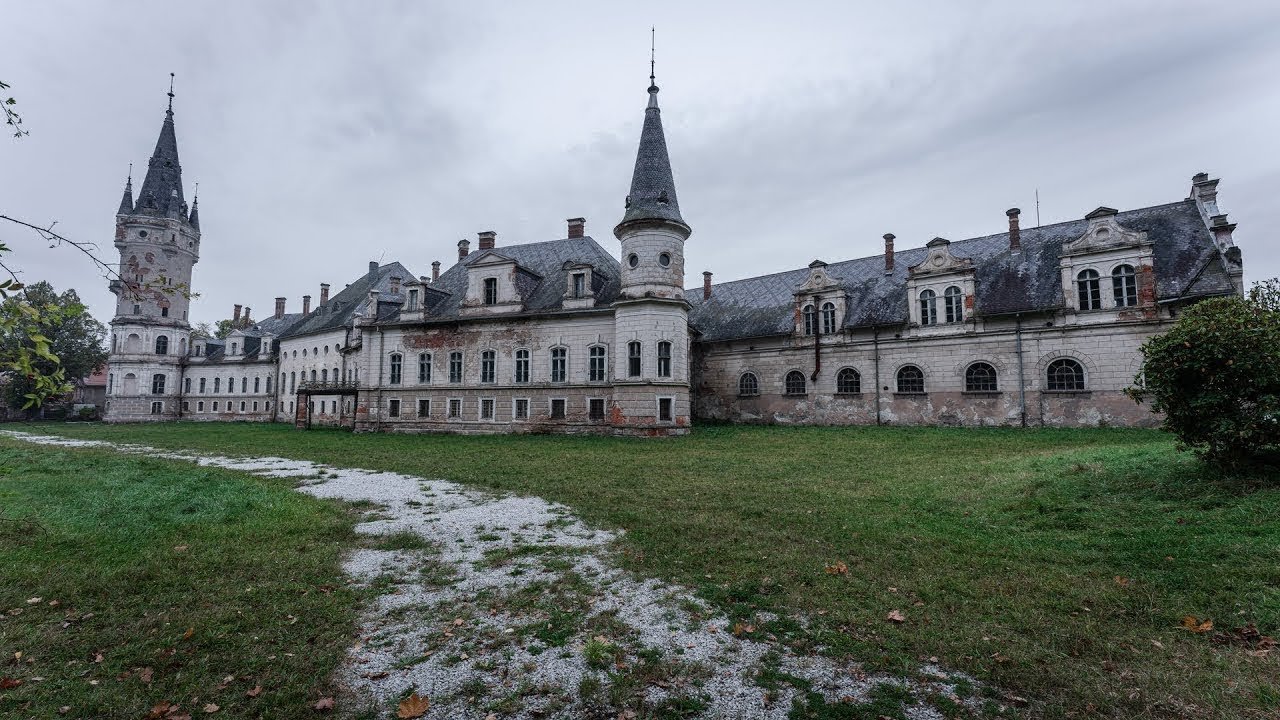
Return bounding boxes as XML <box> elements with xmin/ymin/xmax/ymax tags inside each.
<box><xmin>376</xmin><ymin>327</ymin><xmax>385</xmax><ymax>432</ymax></box>
<box><xmin>811</xmin><ymin>295</ymin><xmax>822</xmax><ymax>383</ymax></box>
<box><xmin>873</xmin><ymin>326</ymin><xmax>882</xmax><ymax>426</ymax></box>
<box><xmin>1015</xmin><ymin>314</ymin><xmax>1027</xmax><ymax>428</ymax></box>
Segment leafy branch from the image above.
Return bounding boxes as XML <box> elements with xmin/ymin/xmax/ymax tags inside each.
<box><xmin>1</xmin><ymin>79</ymin><xmax>28</xmax><ymax>138</ymax></box>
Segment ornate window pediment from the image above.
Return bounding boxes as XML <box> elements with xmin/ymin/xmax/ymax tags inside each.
<box><xmin>796</xmin><ymin>260</ymin><xmax>840</xmax><ymax>294</ymax></box>
<box><xmin>793</xmin><ymin>261</ymin><xmax>845</xmax><ymax>336</ymax></box>
<box><xmin>908</xmin><ymin>237</ymin><xmax>974</xmax><ymax>278</ymax></box>
<box><xmin>1063</xmin><ymin>208</ymin><xmax>1149</xmax><ymax>256</ymax></box>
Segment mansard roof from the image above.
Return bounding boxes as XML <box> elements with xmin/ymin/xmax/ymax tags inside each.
<box><xmin>400</xmin><ymin>236</ymin><xmax>622</xmax><ymax>323</ymax></box>
<box><xmin>687</xmin><ymin>199</ymin><xmax>1235</xmax><ymax>342</ymax></box>
<box><xmin>281</xmin><ymin>261</ymin><xmax>416</xmax><ymax>338</ymax></box>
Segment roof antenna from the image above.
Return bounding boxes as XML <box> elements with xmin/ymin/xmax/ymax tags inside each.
<box><xmin>167</xmin><ymin>72</ymin><xmax>175</xmax><ymax>112</ymax></box>
<box><xmin>649</xmin><ymin>27</ymin><xmax>656</xmax><ymax>88</ymax></box>
<box><xmin>127</xmin><ymin>162</ymin><xmax>133</xmax><ymax>186</ymax></box>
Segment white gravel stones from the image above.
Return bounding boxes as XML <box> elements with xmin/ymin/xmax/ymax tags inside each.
<box><xmin>3</xmin><ymin>430</ymin><xmax>990</xmax><ymax>719</ymax></box>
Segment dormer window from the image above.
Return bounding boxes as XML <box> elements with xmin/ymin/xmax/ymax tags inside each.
<box><xmin>483</xmin><ymin>277</ymin><xmax>498</xmax><ymax>305</ymax></box>
<box><xmin>944</xmin><ymin>286</ymin><xmax>963</xmax><ymax>323</ymax></box>
<box><xmin>919</xmin><ymin>290</ymin><xmax>938</xmax><ymax>326</ymax></box>
<box><xmin>572</xmin><ymin>273</ymin><xmax>585</xmax><ymax>298</ymax></box>
<box><xmin>802</xmin><ymin>304</ymin><xmax>817</xmax><ymax>335</ymax></box>
<box><xmin>407</xmin><ymin>288</ymin><xmax>419</xmax><ymax>311</ymax></box>
<box><xmin>1112</xmin><ymin>265</ymin><xmax>1137</xmax><ymax>307</ymax></box>
<box><xmin>230</xmin><ymin>342</ymin><xmax>238</xmax><ymax>356</ymax></box>
<box><xmin>821</xmin><ymin>302</ymin><xmax>836</xmax><ymax>334</ymax></box>
<box><xmin>1077</xmin><ymin>270</ymin><xmax>1101</xmax><ymax>310</ymax></box>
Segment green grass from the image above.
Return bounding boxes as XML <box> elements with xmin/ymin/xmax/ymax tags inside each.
<box><xmin>9</xmin><ymin>421</ymin><xmax>1280</xmax><ymax>719</ymax></box>
<box><xmin>0</xmin><ymin>437</ymin><xmax>361</xmax><ymax>719</ymax></box>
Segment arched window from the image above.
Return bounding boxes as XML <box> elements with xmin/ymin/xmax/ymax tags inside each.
<box><xmin>896</xmin><ymin>365</ymin><xmax>925</xmax><ymax>393</ymax></box>
<box><xmin>1112</xmin><ymin>265</ymin><xmax>1137</xmax><ymax>307</ymax></box>
<box><xmin>965</xmin><ymin>362</ymin><xmax>997</xmax><ymax>392</ymax></box>
<box><xmin>784</xmin><ymin>370</ymin><xmax>806</xmax><ymax>395</ymax></box>
<box><xmin>321</xmin><ymin>369</ymin><xmax>328</xmax><ymax>383</ymax></box>
<box><xmin>738</xmin><ymin>372</ymin><xmax>759</xmax><ymax>396</ymax></box>
<box><xmin>389</xmin><ymin>353</ymin><xmax>402</xmax><ymax>384</ymax></box>
<box><xmin>289</xmin><ymin>372</ymin><xmax>295</xmax><ymax>392</ymax></box>
<box><xmin>230</xmin><ymin>342</ymin><xmax>237</xmax><ymax>356</ymax></box>
<box><xmin>1077</xmin><ymin>269</ymin><xmax>1101</xmax><ymax>310</ymax></box>
<box><xmin>944</xmin><ymin>286</ymin><xmax>963</xmax><ymax>323</ymax></box>
<box><xmin>155</xmin><ymin>335</ymin><xmax>169</xmax><ymax>355</ymax></box>
<box><xmin>656</xmin><ymin>341</ymin><xmax>672</xmax><ymax>377</ymax></box>
<box><xmin>123</xmin><ymin>373</ymin><xmax>138</xmax><ymax>395</ymax></box>
<box><xmin>310</xmin><ymin>370</ymin><xmax>316</xmax><ymax>383</ymax></box>
<box><xmin>589</xmin><ymin>346</ymin><xmax>607</xmax><ymax>382</ymax></box>
<box><xmin>836</xmin><ymin>367</ymin><xmax>860</xmax><ymax>394</ymax></box>
<box><xmin>1046</xmin><ymin>358</ymin><xmax>1086</xmax><ymax>391</ymax></box>
<box><xmin>821</xmin><ymin>302</ymin><xmax>837</xmax><ymax>334</ymax></box>
<box><xmin>151</xmin><ymin>373</ymin><xmax>166</xmax><ymax>394</ymax></box>
<box><xmin>802</xmin><ymin>304</ymin><xmax>817</xmax><ymax>335</ymax></box>
<box><xmin>179</xmin><ymin>338</ymin><xmax>187</xmax><ymax>355</ymax></box>
<box><xmin>333</xmin><ymin>367</ymin><xmax>339</xmax><ymax>383</ymax></box>
<box><xmin>919</xmin><ymin>290</ymin><xmax>937</xmax><ymax>326</ymax></box>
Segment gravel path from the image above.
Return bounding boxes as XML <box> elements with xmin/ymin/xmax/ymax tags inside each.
<box><xmin>3</xmin><ymin>431</ymin><xmax>994</xmax><ymax>719</ymax></box>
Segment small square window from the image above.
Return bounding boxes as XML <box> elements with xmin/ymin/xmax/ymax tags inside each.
<box><xmin>448</xmin><ymin>398</ymin><xmax>462</xmax><ymax>418</ymax></box>
<box><xmin>588</xmin><ymin>398</ymin><xmax>605</xmax><ymax>420</ymax></box>
<box><xmin>417</xmin><ymin>399</ymin><xmax>430</xmax><ymax>417</ymax></box>
<box><xmin>480</xmin><ymin>398</ymin><xmax>495</xmax><ymax>420</ymax></box>
<box><xmin>151</xmin><ymin>401</ymin><xmax>163</xmax><ymax>415</ymax></box>
<box><xmin>197</xmin><ymin>401</ymin><xmax>204</xmax><ymax>412</ymax></box>
<box><xmin>388</xmin><ymin>399</ymin><xmax>401</xmax><ymax>417</ymax></box>
<box><xmin>550</xmin><ymin>398</ymin><xmax>566</xmax><ymax>419</ymax></box>
<box><xmin>181</xmin><ymin>401</ymin><xmax>189</xmax><ymax>412</ymax></box>
<box><xmin>514</xmin><ymin>398</ymin><xmax>529</xmax><ymax>420</ymax></box>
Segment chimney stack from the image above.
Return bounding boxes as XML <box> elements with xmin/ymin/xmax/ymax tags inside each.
<box><xmin>233</xmin><ymin>304</ymin><xmax>242</xmax><ymax>325</ymax></box>
<box><xmin>702</xmin><ymin>271</ymin><xmax>713</xmax><ymax>300</ymax></box>
<box><xmin>368</xmin><ymin>260</ymin><xmax>378</xmax><ymax>276</ymax></box>
<box><xmin>242</xmin><ymin>307</ymin><xmax>251</xmax><ymax>325</ymax></box>
<box><xmin>431</xmin><ymin>261</ymin><xmax>441</xmax><ymax>282</ymax></box>
<box><xmin>478</xmin><ymin>230</ymin><xmax>496</xmax><ymax>250</ymax></box>
<box><xmin>567</xmin><ymin>217</ymin><xmax>585</xmax><ymax>239</ymax></box>
<box><xmin>1007</xmin><ymin>208</ymin><xmax>1022</xmax><ymax>250</ymax></box>
<box><xmin>883</xmin><ymin>234</ymin><xmax>896</xmax><ymax>274</ymax></box>
<box><xmin>457</xmin><ymin>239</ymin><xmax>470</xmax><ymax>261</ymax></box>
<box><xmin>302</xmin><ymin>295</ymin><xmax>311</xmax><ymax>315</ymax></box>
<box><xmin>390</xmin><ymin>276</ymin><xmax>402</xmax><ymax>294</ymax></box>
<box><xmin>275</xmin><ymin>297</ymin><xmax>286</xmax><ymax>319</ymax></box>
<box><xmin>320</xmin><ymin>283</ymin><xmax>330</xmax><ymax>305</ymax></box>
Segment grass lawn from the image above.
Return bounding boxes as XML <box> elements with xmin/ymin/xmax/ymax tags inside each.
<box><xmin>6</xmin><ymin>422</ymin><xmax>1280</xmax><ymax>719</ymax></box>
<box><xmin>0</xmin><ymin>437</ymin><xmax>362</xmax><ymax>719</ymax></box>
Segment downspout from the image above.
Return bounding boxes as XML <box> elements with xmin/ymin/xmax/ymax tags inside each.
<box><xmin>376</xmin><ymin>326</ymin><xmax>385</xmax><ymax>432</ymax></box>
<box><xmin>873</xmin><ymin>325</ymin><xmax>882</xmax><ymax>426</ymax></box>
<box><xmin>810</xmin><ymin>295</ymin><xmax>822</xmax><ymax>383</ymax></box>
<box><xmin>1015</xmin><ymin>314</ymin><xmax>1027</xmax><ymax>428</ymax></box>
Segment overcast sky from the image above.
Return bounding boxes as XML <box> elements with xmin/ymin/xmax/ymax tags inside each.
<box><xmin>3</xmin><ymin>1</ymin><xmax>1278</xmax><ymax>328</ymax></box>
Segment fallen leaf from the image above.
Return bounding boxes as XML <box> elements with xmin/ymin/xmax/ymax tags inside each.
<box><xmin>217</xmin><ymin>675</ymin><xmax>234</xmax><ymax>690</ymax></box>
<box><xmin>245</xmin><ymin>685</ymin><xmax>263</xmax><ymax>698</ymax></box>
<box><xmin>886</xmin><ymin>610</ymin><xmax>906</xmax><ymax>624</ymax></box>
<box><xmin>59</xmin><ymin>707</ymin><xmax>70</xmax><ymax>715</ymax></box>
<box><xmin>824</xmin><ymin>561</ymin><xmax>849</xmax><ymax>575</ymax></box>
<box><xmin>140</xmin><ymin>667</ymin><xmax>155</xmax><ymax>683</ymax></box>
<box><xmin>1181</xmin><ymin>616</ymin><xmax>1214</xmax><ymax>634</ymax></box>
<box><xmin>48</xmin><ymin>600</ymin><xmax>60</xmax><ymax>608</ymax></box>
<box><xmin>313</xmin><ymin>697</ymin><xmax>334</xmax><ymax>711</ymax></box>
<box><xmin>0</xmin><ymin>677</ymin><xmax>22</xmax><ymax>689</ymax></box>
<box><xmin>1151</xmin><ymin>639</ymin><xmax>1164</xmax><ymax>649</ymax></box>
<box><xmin>182</xmin><ymin>627</ymin><xmax>195</xmax><ymax>640</ymax></box>
<box><xmin>397</xmin><ymin>692</ymin><xmax>430</xmax><ymax>718</ymax></box>
<box><xmin>203</xmin><ymin>704</ymin><xmax>220</xmax><ymax>714</ymax></box>
<box><xmin>94</xmin><ymin>652</ymin><xmax>104</xmax><ymax>663</ymax></box>
<box><xmin>26</xmin><ymin>597</ymin><xmax>42</xmax><ymax>605</ymax></box>
<box><xmin>173</xmin><ymin>545</ymin><xmax>189</xmax><ymax>553</ymax></box>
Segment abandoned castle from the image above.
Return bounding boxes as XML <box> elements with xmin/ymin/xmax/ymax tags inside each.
<box><xmin>103</xmin><ymin>75</ymin><xmax>1246</xmax><ymax>434</ymax></box>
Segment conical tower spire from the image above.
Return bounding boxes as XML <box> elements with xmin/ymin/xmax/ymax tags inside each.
<box><xmin>117</xmin><ymin>165</ymin><xmax>134</xmax><ymax>215</ymax></box>
<box><xmin>135</xmin><ymin>73</ymin><xmax>186</xmax><ymax>219</ymax></box>
<box><xmin>616</xmin><ymin>40</ymin><xmax>688</xmax><ymax>236</ymax></box>
<box><xmin>188</xmin><ymin>188</ymin><xmax>200</xmax><ymax>230</ymax></box>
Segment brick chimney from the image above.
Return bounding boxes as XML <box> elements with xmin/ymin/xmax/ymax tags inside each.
<box><xmin>390</xmin><ymin>275</ymin><xmax>402</xmax><ymax>294</ymax></box>
<box><xmin>274</xmin><ymin>297</ymin><xmax>286</xmax><ymax>319</ymax></box>
<box><xmin>319</xmin><ymin>283</ymin><xmax>330</xmax><ymax>305</ymax></box>
<box><xmin>431</xmin><ymin>261</ymin><xmax>441</xmax><ymax>282</ymax></box>
<box><xmin>702</xmin><ymin>271</ymin><xmax>713</xmax><ymax>300</ymax></box>
<box><xmin>1007</xmin><ymin>208</ymin><xmax>1021</xmax><ymax>250</ymax></box>
<box><xmin>478</xmin><ymin>231</ymin><xmax>496</xmax><ymax>251</ymax></box>
<box><xmin>457</xmin><ymin>239</ymin><xmax>470</xmax><ymax>261</ymax></box>
<box><xmin>242</xmin><ymin>307</ymin><xmax>251</xmax><ymax>325</ymax></box>
<box><xmin>567</xmin><ymin>217</ymin><xmax>585</xmax><ymax>239</ymax></box>
<box><xmin>232</xmin><ymin>304</ymin><xmax>242</xmax><ymax>325</ymax></box>
<box><xmin>302</xmin><ymin>295</ymin><xmax>311</xmax><ymax>315</ymax></box>
<box><xmin>883</xmin><ymin>234</ymin><xmax>895</xmax><ymax>274</ymax></box>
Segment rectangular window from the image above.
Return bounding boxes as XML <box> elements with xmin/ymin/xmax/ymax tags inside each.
<box><xmin>407</xmin><ymin>288</ymin><xmax>419</xmax><ymax>311</ymax></box>
<box><xmin>161</xmin><ymin>307</ymin><xmax>168</xmax><ymax>317</ymax></box>
<box><xmin>481</xmin><ymin>350</ymin><xmax>496</xmax><ymax>383</ymax></box>
<box><xmin>184</xmin><ymin>377</ymin><xmax>191</xmax><ymax>393</ymax></box>
<box><xmin>514</xmin><ymin>349</ymin><xmax>529</xmax><ymax>383</ymax></box>
<box><xmin>480</xmin><ymin>398</ymin><xmax>495</xmax><ymax>420</ymax></box>
<box><xmin>417</xmin><ymin>398</ymin><xmax>430</xmax><ymax>417</ymax></box>
<box><xmin>589</xmin><ymin>398</ymin><xmax>605</xmax><ymax>420</ymax></box>
<box><xmin>388</xmin><ymin>399</ymin><xmax>400</xmax><ymax>418</ymax></box>
<box><xmin>418</xmin><ymin>353</ymin><xmax>432</xmax><ymax>383</ymax></box>
<box><xmin>389</xmin><ymin>353</ymin><xmax>403</xmax><ymax>385</ymax></box>
<box><xmin>213</xmin><ymin>377</ymin><xmax>220</xmax><ymax>393</ymax></box>
<box><xmin>182</xmin><ymin>401</ymin><xmax>189</xmax><ymax>412</ymax></box>
<box><xmin>658</xmin><ymin>397</ymin><xmax>673</xmax><ymax>422</ymax></box>
<box><xmin>657</xmin><ymin>341</ymin><xmax>672</xmax><ymax>378</ymax></box>
<box><xmin>589</xmin><ymin>346</ymin><xmax>607</xmax><ymax>382</ymax></box>
<box><xmin>197</xmin><ymin>401</ymin><xmax>204</xmax><ymax>412</ymax></box>
<box><xmin>151</xmin><ymin>401</ymin><xmax>163</xmax><ymax>415</ymax></box>
<box><xmin>266</xmin><ymin>376</ymin><xmax>272</xmax><ymax>393</ymax></box>
<box><xmin>241</xmin><ymin>377</ymin><xmax>248</xmax><ymax>393</ymax></box>
<box><xmin>449</xmin><ymin>352</ymin><xmax>463</xmax><ymax>383</ymax></box>
<box><xmin>572</xmin><ymin>273</ymin><xmax>585</xmax><ymax>298</ymax></box>
<box><xmin>448</xmin><ymin>398</ymin><xmax>462</xmax><ymax>418</ymax></box>
<box><xmin>228</xmin><ymin>377</ymin><xmax>234</xmax><ymax>393</ymax></box>
<box><xmin>254</xmin><ymin>377</ymin><xmax>260</xmax><ymax>393</ymax></box>
<box><xmin>253</xmin><ymin>401</ymin><xmax>259</xmax><ymax>411</ymax></box>
<box><xmin>514</xmin><ymin>398</ymin><xmax>529</xmax><ymax>420</ymax></box>
<box><xmin>550</xmin><ymin>347</ymin><xmax>567</xmax><ymax>383</ymax></box>
<box><xmin>483</xmin><ymin>277</ymin><xmax>498</xmax><ymax>305</ymax></box>
<box><xmin>240</xmin><ymin>401</ymin><xmax>246</xmax><ymax>412</ymax></box>
<box><xmin>628</xmin><ymin>341</ymin><xmax>641</xmax><ymax>377</ymax></box>
<box><xmin>213</xmin><ymin>401</ymin><xmax>219</xmax><ymax>411</ymax></box>
<box><xmin>550</xmin><ymin>398</ymin><xmax>566</xmax><ymax>419</ymax></box>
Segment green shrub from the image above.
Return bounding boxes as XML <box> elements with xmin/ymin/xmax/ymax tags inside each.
<box><xmin>1131</xmin><ymin>279</ymin><xmax>1280</xmax><ymax>469</ymax></box>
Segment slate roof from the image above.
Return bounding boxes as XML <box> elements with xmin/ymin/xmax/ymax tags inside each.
<box><xmin>133</xmin><ymin>100</ymin><xmax>189</xmax><ymax>220</ymax></box>
<box><xmin>283</xmin><ymin>261</ymin><xmax>417</xmax><ymax>337</ymax></box>
<box><xmin>404</xmin><ymin>237</ymin><xmax>622</xmax><ymax>322</ymax></box>
<box><xmin>617</xmin><ymin>82</ymin><xmax>687</xmax><ymax>231</ymax></box>
<box><xmin>686</xmin><ymin>199</ymin><xmax>1235</xmax><ymax>342</ymax></box>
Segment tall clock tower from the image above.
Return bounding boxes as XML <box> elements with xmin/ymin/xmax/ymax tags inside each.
<box><xmin>104</xmin><ymin>82</ymin><xmax>200</xmax><ymax>422</ymax></box>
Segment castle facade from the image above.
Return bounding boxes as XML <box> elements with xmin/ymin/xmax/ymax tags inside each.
<box><xmin>103</xmin><ymin>76</ymin><xmax>1245</xmax><ymax>433</ymax></box>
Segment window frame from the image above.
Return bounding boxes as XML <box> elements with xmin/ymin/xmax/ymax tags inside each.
<box><xmin>449</xmin><ymin>351</ymin><xmax>463</xmax><ymax>383</ymax></box>
<box><xmin>738</xmin><ymin>372</ymin><xmax>759</xmax><ymax>397</ymax></box>
<box><xmin>919</xmin><ymin>289</ymin><xmax>938</xmax><ymax>326</ymax></box>
<box><xmin>821</xmin><ymin>302</ymin><xmax>837</xmax><ymax>334</ymax></box>
<box><xmin>627</xmin><ymin>341</ymin><xmax>642</xmax><ymax>377</ymax></box>
<box><xmin>588</xmin><ymin>345</ymin><xmax>607</xmax><ymax>382</ymax></box>
<box><xmin>480</xmin><ymin>350</ymin><xmax>496</xmax><ymax>384</ymax></box>
<box><xmin>483</xmin><ymin>277</ymin><xmax>498</xmax><ymax>305</ymax></box>
<box><xmin>802</xmin><ymin>304</ymin><xmax>817</xmax><ymax>335</ymax></box>
<box><xmin>836</xmin><ymin>367</ymin><xmax>861</xmax><ymax>395</ymax></box>
<box><xmin>155</xmin><ymin>335</ymin><xmax>169</xmax><ymax>355</ymax></box>
<box><xmin>588</xmin><ymin>397</ymin><xmax>606</xmax><ymax>421</ymax></box>
<box><xmin>964</xmin><ymin>362</ymin><xmax>998</xmax><ymax>393</ymax></box>
<box><xmin>549</xmin><ymin>397</ymin><xmax>567</xmax><ymax>420</ymax></box>
<box><xmin>656</xmin><ymin>341</ymin><xmax>672</xmax><ymax>378</ymax></box>
<box><xmin>513</xmin><ymin>397</ymin><xmax>530</xmax><ymax>421</ymax></box>
<box><xmin>1046</xmin><ymin>358</ymin><xmax>1087</xmax><ymax>392</ymax></box>
<box><xmin>388</xmin><ymin>398</ymin><xmax>400</xmax><ymax>418</ymax></box>
<box><xmin>656</xmin><ymin>396</ymin><xmax>674</xmax><ymax>423</ymax></box>
<box><xmin>151</xmin><ymin>373</ymin><xmax>166</xmax><ymax>395</ymax></box>
<box><xmin>1112</xmin><ymin>264</ymin><xmax>1137</xmax><ymax>307</ymax></box>
<box><xmin>418</xmin><ymin>352</ymin><xmax>432</xmax><ymax>383</ymax></box>
<box><xmin>447</xmin><ymin>397</ymin><xmax>463</xmax><ymax>419</ymax></box>
<box><xmin>550</xmin><ymin>347</ymin><xmax>567</xmax><ymax>383</ymax></box>
<box><xmin>1077</xmin><ymin>269</ymin><xmax>1102</xmax><ymax>311</ymax></box>
<box><xmin>480</xmin><ymin>397</ymin><xmax>495</xmax><ymax>421</ymax></box>
<box><xmin>896</xmin><ymin>365</ymin><xmax>925</xmax><ymax>394</ymax></box>
<box><xmin>784</xmin><ymin>370</ymin><xmax>806</xmax><ymax>396</ymax></box>
<box><xmin>943</xmin><ymin>286</ymin><xmax>963</xmax><ymax>324</ymax></box>
<box><xmin>417</xmin><ymin>398</ymin><xmax>431</xmax><ymax>417</ymax></box>
<box><xmin>389</xmin><ymin>352</ymin><xmax>403</xmax><ymax>385</ymax></box>
<box><xmin>514</xmin><ymin>348</ymin><xmax>530</xmax><ymax>383</ymax></box>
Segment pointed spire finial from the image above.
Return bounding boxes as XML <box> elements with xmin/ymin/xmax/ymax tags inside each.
<box><xmin>126</xmin><ymin>163</ymin><xmax>133</xmax><ymax>189</ymax></box>
<box><xmin>167</xmin><ymin>72</ymin><xmax>175</xmax><ymax>112</ymax></box>
<box><xmin>649</xmin><ymin>27</ymin><xmax>658</xmax><ymax>92</ymax></box>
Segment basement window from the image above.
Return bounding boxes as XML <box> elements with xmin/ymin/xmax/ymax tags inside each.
<box><xmin>550</xmin><ymin>398</ymin><xmax>566</xmax><ymax>419</ymax></box>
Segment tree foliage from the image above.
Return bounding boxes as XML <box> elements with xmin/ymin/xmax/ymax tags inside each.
<box><xmin>1</xmin><ymin>79</ymin><xmax>28</xmax><ymax>138</ymax></box>
<box><xmin>1131</xmin><ymin>279</ymin><xmax>1280</xmax><ymax>469</ymax></box>
<box><xmin>0</xmin><ymin>281</ymin><xmax>107</xmax><ymax>411</ymax></box>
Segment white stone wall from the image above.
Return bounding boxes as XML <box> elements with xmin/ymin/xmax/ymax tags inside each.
<box><xmin>618</xmin><ymin>228</ymin><xmax>686</xmax><ymax>299</ymax></box>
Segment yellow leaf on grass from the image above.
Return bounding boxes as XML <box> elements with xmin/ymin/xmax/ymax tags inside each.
<box><xmin>1181</xmin><ymin>616</ymin><xmax>1213</xmax><ymax>633</ymax></box>
<box><xmin>397</xmin><ymin>692</ymin><xmax>430</xmax><ymax>718</ymax></box>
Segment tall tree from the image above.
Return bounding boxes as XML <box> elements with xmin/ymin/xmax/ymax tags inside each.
<box><xmin>1</xmin><ymin>281</ymin><xmax>107</xmax><ymax>411</ymax></box>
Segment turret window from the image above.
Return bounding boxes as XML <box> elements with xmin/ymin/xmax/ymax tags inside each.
<box><xmin>589</xmin><ymin>346</ymin><xmax>607</xmax><ymax>382</ymax></box>
<box><xmin>1077</xmin><ymin>270</ymin><xmax>1101</xmax><ymax>310</ymax></box>
<box><xmin>155</xmin><ymin>335</ymin><xmax>168</xmax><ymax>355</ymax></box>
<box><xmin>627</xmin><ymin>254</ymin><xmax>639</xmax><ymax>268</ymax></box>
<box><xmin>657</xmin><ymin>342</ymin><xmax>672</xmax><ymax>378</ymax></box>
<box><xmin>658</xmin><ymin>252</ymin><xmax>671</xmax><ymax>267</ymax></box>
<box><xmin>627</xmin><ymin>341</ymin><xmax>641</xmax><ymax>377</ymax></box>
<box><xmin>919</xmin><ymin>290</ymin><xmax>937</xmax><ymax>326</ymax></box>
<box><xmin>1112</xmin><ymin>265</ymin><xmax>1137</xmax><ymax>307</ymax></box>
<box><xmin>944</xmin><ymin>286</ymin><xmax>963</xmax><ymax>323</ymax></box>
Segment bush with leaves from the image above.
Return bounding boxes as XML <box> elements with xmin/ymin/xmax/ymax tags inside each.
<box><xmin>1130</xmin><ymin>279</ymin><xmax>1280</xmax><ymax>469</ymax></box>
<box><xmin>0</xmin><ymin>279</ymin><xmax>107</xmax><ymax>411</ymax></box>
